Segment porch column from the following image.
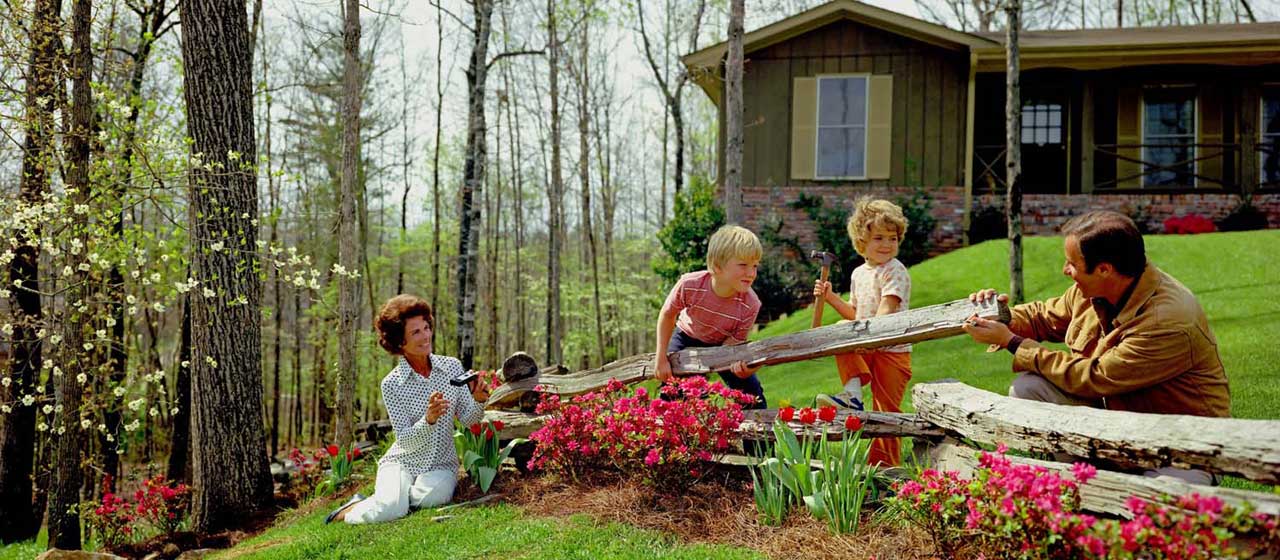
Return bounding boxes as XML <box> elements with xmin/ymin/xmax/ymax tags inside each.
<box><xmin>1081</xmin><ymin>78</ymin><xmax>1095</xmax><ymax>194</ymax></box>
<box><xmin>962</xmin><ymin>51</ymin><xmax>978</xmax><ymax>245</ymax></box>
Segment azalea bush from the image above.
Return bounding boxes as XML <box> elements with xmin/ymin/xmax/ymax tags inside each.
<box><xmin>455</xmin><ymin>418</ymin><xmax>524</xmax><ymax>493</ymax></box>
<box><xmin>314</xmin><ymin>443</ymin><xmax>362</xmax><ymax>497</ymax></box>
<box><xmin>529</xmin><ymin>376</ymin><xmax>753</xmax><ymax>490</ymax></box>
<box><xmin>85</xmin><ymin>475</ymin><xmax>191</xmax><ymax>547</ymax></box>
<box><xmin>284</xmin><ymin>446</ymin><xmax>328</xmax><ymax>498</ymax></box>
<box><xmin>1163</xmin><ymin>214</ymin><xmax>1217</xmax><ymax>234</ymax></box>
<box><xmin>887</xmin><ymin>446</ymin><xmax>1280</xmax><ymax>559</ymax></box>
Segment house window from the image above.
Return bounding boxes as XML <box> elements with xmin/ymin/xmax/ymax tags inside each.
<box><xmin>1021</xmin><ymin>101</ymin><xmax>1062</xmax><ymax>146</ymax></box>
<box><xmin>1142</xmin><ymin>88</ymin><xmax>1196</xmax><ymax>187</ymax></box>
<box><xmin>1262</xmin><ymin>91</ymin><xmax>1280</xmax><ymax>187</ymax></box>
<box><xmin>815</xmin><ymin>76</ymin><xmax>868</xmax><ymax>179</ymax></box>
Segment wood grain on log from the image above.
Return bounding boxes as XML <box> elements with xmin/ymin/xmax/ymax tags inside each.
<box><xmin>914</xmin><ymin>381</ymin><xmax>1280</xmax><ymax>484</ymax></box>
<box><xmin>930</xmin><ymin>442</ymin><xmax>1280</xmax><ymax>517</ymax></box>
<box><xmin>668</xmin><ymin>298</ymin><xmax>1008</xmax><ymax>375</ymax></box>
<box><xmin>487</xmin><ymin>298</ymin><xmax>1006</xmax><ymax>409</ymax></box>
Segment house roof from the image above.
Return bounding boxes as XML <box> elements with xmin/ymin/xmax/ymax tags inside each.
<box><xmin>681</xmin><ymin>0</ymin><xmax>999</xmax><ymax>105</ymax></box>
<box><xmin>683</xmin><ymin>1</ymin><xmax>1280</xmax><ymax>103</ymax></box>
<box><xmin>971</xmin><ymin>22</ymin><xmax>1280</xmax><ymax>71</ymax></box>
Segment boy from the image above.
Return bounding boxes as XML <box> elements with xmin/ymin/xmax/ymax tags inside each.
<box><xmin>812</xmin><ymin>198</ymin><xmax>913</xmax><ymax>466</ymax></box>
<box><xmin>654</xmin><ymin>224</ymin><xmax>767</xmax><ymax>409</ymax></box>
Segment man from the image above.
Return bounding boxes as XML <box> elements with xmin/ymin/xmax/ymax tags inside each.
<box><xmin>962</xmin><ymin>211</ymin><xmax>1230</xmax><ymax>484</ymax></box>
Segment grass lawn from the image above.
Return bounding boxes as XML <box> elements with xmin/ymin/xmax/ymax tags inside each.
<box><xmin>5</xmin><ymin>230</ymin><xmax>1276</xmax><ymax>559</ymax></box>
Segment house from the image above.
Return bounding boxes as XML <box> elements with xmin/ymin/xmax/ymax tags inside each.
<box><xmin>681</xmin><ymin>0</ymin><xmax>1280</xmax><ymax>252</ymax></box>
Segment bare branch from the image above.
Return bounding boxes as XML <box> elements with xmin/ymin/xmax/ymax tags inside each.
<box><xmin>426</xmin><ymin>0</ymin><xmax>474</xmax><ymax>35</ymax></box>
<box><xmin>486</xmin><ymin>49</ymin><xmax>544</xmax><ymax>70</ymax></box>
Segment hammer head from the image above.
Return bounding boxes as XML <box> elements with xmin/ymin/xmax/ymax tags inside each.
<box><xmin>809</xmin><ymin>250</ymin><xmax>836</xmax><ymax>268</ymax></box>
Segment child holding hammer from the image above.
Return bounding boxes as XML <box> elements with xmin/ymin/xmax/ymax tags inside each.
<box><xmin>812</xmin><ymin>198</ymin><xmax>913</xmax><ymax>466</ymax></box>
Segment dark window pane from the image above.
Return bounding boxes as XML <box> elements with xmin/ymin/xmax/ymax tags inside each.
<box><xmin>1144</xmin><ymin>143</ymin><xmax>1194</xmax><ymax>186</ymax></box>
<box><xmin>1263</xmin><ymin>137</ymin><xmax>1280</xmax><ymax>185</ymax></box>
<box><xmin>1144</xmin><ymin>90</ymin><xmax>1194</xmax><ymax>137</ymax></box>
<box><xmin>818</xmin><ymin>78</ymin><xmax>867</xmax><ymax>127</ymax></box>
<box><xmin>817</xmin><ymin>127</ymin><xmax>866</xmax><ymax>177</ymax></box>
<box><xmin>1265</xmin><ymin>97</ymin><xmax>1280</xmax><ymax>134</ymax></box>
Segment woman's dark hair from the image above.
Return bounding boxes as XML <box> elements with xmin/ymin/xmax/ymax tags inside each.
<box><xmin>375</xmin><ymin>295</ymin><xmax>434</xmax><ymax>354</ymax></box>
<box><xmin>1061</xmin><ymin>211</ymin><xmax>1147</xmax><ymax>277</ymax></box>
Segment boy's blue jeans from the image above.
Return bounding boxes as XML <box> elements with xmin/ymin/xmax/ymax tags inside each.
<box><xmin>666</xmin><ymin>328</ymin><xmax>767</xmax><ymax>409</ymax></box>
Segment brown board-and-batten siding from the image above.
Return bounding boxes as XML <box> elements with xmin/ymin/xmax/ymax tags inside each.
<box><xmin>737</xmin><ymin>18</ymin><xmax>969</xmax><ymax>189</ymax></box>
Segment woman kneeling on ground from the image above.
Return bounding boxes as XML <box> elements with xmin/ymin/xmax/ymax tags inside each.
<box><xmin>327</xmin><ymin>294</ymin><xmax>490</xmax><ymax>524</ymax></box>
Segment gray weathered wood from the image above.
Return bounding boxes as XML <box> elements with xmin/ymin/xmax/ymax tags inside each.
<box><xmin>930</xmin><ymin>442</ymin><xmax>1280</xmax><ymax>517</ymax></box>
<box><xmin>486</xmin><ymin>298</ymin><xmax>1005</xmax><ymax>409</ymax></box>
<box><xmin>668</xmin><ymin>298</ymin><xmax>1008</xmax><ymax>375</ymax></box>
<box><xmin>914</xmin><ymin>381</ymin><xmax>1280</xmax><ymax>484</ymax></box>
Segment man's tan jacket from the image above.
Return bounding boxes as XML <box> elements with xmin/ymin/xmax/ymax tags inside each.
<box><xmin>1010</xmin><ymin>263</ymin><xmax>1231</xmax><ymax>417</ymax></box>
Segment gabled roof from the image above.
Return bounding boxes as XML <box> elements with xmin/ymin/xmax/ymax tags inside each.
<box><xmin>971</xmin><ymin>22</ymin><xmax>1280</xmax><ymax>71</ymax></box>
<box><xmin>681</xmin><ymin>0</ymin><xmax>998</xmax><ymax>104</ymax></box>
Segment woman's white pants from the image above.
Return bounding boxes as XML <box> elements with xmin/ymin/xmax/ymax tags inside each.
<box><xmin>344</xmin><ymin>462</ymin><xmax>456</xmax><ymax>524</ymax></box>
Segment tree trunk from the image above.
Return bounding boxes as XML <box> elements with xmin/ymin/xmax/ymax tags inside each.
<box><xmin>166</xmin><ymin>294</ymin><xmax>192</xmax><ymax>483</ymax></box>
<box><xmin>0</xmin><ymin>0</ymin><xmax>60</xmax><ymax>543</ymax></box>
<box><xmin>335</xmin><ymin>0</ymin><xmax>363</xmax><ymax>452</ymax></box>
<box><xmin>545</xmin><ymin>0</ymin><xmax>564</xmax><ymax>367</ymax></box>
<box><xmin>723</xmin><ymin>0</ymin><xmax>746</xmax><ymax>225</ymax></box>
<box><xmin>457</xmin><ymin>0</ymin><xmax>494</xmax><ymax>370</ymax></box>
<box><xmin>179</xmin><ymin>0</ymin><xmax>273</xmax><ymax>532</ymax></box>
<box><xmin>291</xmin><ymin>289</ymin><xmax>303</xmax><ymax>449</ymax></box>
<box><xmin>1005</xmin><ymin>0</ymin><xmax>1025</xmax><ymax>304</ymax></box>
<box><xmin>264</xmin><ymin>27</ymin><xmax>282</xmax><ymax>459</ymax></box>
<box><xmin>499</xmin><ymin>42</ymin><xmax>526</xmax><ymax>354</ymax></box>
<box><xmin>397</xmin><ymin>32</ymin><xmax>413</xmax><ymax>295</ymax></box>
<box><xmin>575</xmin><ymin>22</ymin><xmax>605</xmax><ymax>366</ymax></box>
<box><xmin>48</xmin><ymin>0</ymin><xmax>93</xmax><ymax>549</ymax></box>
<box><xmin>431</xmin><ymin>1</ymin><xmax>445</xmax><ymax>341</ymax></box>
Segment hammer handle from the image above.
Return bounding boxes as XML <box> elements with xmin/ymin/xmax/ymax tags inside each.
<box><xmin>812</xmin><ymin>266</ymin><xmax>830</xmax><ymax>328</ymax></box>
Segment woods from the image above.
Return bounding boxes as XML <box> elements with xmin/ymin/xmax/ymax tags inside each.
<box><xmin>0</xmin><ymin>0</ymin><xmax>1276</xmax><ymax>552</ymax></box>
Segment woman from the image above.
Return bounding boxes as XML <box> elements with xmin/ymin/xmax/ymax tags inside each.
<box><xmin>326</xmin><ymin>294</ymin><xmax>489</xmax><ymax>524</ymax></box>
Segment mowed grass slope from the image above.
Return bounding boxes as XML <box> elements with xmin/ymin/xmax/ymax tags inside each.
<box><xmin>754</xmin><ymin>230</ymin><xmax>1280</xmax><ymax>420</ymax></box>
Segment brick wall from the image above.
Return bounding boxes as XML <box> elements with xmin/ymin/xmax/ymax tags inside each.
<box><xmin>742</xmin><ymin>185</ymin><xmax>1280</xmax><ymax>256</ymax></box>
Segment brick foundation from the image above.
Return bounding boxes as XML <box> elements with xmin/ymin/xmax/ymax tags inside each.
<box><xmin>742</xmin><ymin>185</ymin><xmax>1280</xmax><ymax>256</ymax></box>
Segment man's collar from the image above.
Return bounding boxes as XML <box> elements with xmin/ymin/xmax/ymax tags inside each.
<box><xmin>1092</xmin><ymin>263</ymin><xmax>1157</xmax><ymax>326</ymax></box>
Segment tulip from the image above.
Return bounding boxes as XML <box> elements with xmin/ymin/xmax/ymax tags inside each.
<box><xmin>492</xmin><ymin>420</ymin><xmax>505</xmax><ymax>431</ymax></box>
<box><xmin>778</xmin><ymin>406</ymin><xmax>795</xmax><ymax>422</ymax></box>
<box><xmin>326</xmin><ymin>444</ymin><xmax>339</xmax><ymax>457</ymax></box>
<box><xmin>798</xmin><ymin>407</ymin><xmax>816</xmax><ymax>425</ymax></box>
<box><xmin>818</xmin><ymin>405</ymin><xmax>836</xmax><ymax>422</ymax></box>
<box><xmin>469</xmin><ymin>423</ymin><xmax>483</xmax><ymax>436</ymax></box>
<box><xmin>844</xmin><ymin>415</ymin><xmax>862</xmax><ymax>432</ymax></box>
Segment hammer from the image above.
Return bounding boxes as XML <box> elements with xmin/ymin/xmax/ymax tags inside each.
<box><xmin>810</xmin><ymin>250</ymin><xmax>836</xmax><ymax>328</ymax></box>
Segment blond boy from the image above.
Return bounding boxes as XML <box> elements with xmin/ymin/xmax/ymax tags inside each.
<box><xmin>654</xmin><ymin>225</ymin><xmax>767</xmax><ymax>408</ymax></box>
<box><xmin>812</xmin><ymin>198</ymin><xmax>914</xmax><ymax>465</ymax></box>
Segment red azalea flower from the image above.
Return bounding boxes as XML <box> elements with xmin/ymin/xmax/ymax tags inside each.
<box><xmin>818</xmin><ymin>405</ymin><xmax>837</xmax><ymax>423</ymax></box>
<box><xmin>352</xmin><ymin>447</ymin><xmax>362</xmax><ymax>458</ymax></box>
<box><xmin>469</xmin><ymin>423</ymin><xmax>483</xmax><ymax>435</ymax></box>
<box><xmin>798</xmin><ymin>407</ymin><xmax>816</xmax><ymax>425</ymax></box>
<box><xmin>844</xmin><ymin>415</ymin><xmax>862</xmax><ymax>432</ymax></box>
<box><xmin>326</xmin><ymin>444</ymin><xmax>339</xmax><ymax>457</ymax></box>
<box><xmin>779</xmin><ymin>407</ymin><xmax>795</xmax><ymax>422</ymax></box>
<box><xmin>493</xmin><ymin>420</ymin><xmax>505</xmax><ymax>431</ymax></box>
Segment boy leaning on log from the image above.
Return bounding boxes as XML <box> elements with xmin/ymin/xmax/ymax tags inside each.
<box><xmin>653</xmin><ymin>224</ymin><xmax>769</xmax><ymax>409</ymax></box>
<box><xmin>962</xmin><ymin>210</ymin><xmax>1230</xmax><ymax>485</ymax></box>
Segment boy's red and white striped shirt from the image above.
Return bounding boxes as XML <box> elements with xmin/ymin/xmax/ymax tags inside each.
<box><xmin>661</xmin><ymin>270</ymin><xmax>761</xmax><ymax>345</ymax></box>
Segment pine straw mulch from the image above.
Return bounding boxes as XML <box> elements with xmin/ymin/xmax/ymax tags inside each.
<box><xmin>457</xmin><ymin>464</ymin><xmax>940</xmax><ymax>560</ymax></box>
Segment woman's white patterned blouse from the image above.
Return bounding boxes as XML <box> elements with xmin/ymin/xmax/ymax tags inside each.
<box><xmin>377</xmin><ymin>354</ymin><xmax>484</xmax><ymax>476</ymax></box>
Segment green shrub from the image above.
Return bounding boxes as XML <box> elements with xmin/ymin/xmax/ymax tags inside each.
<box><xmin>652</xmin><ymin>175</ymin><xmax>724</xmax><ymax>285</ymax></box>
<box><xmin>893</xmin><ymin>187</ymin><xmax>937</xmax><ymax>265</ymax></box>
<box><xmin>1219</xmin><ymin>197</ymin><xmax>1271</xmax><ymax>231</ymax></box>
<box><xmin>967</xmin><ymin>203</ymin><xmax>1007</xmax><ymax>244</ymax></box>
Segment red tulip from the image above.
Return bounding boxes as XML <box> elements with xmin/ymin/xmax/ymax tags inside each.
<box><xmin>352</xmin><ymin>447</ymin><xmax>362</xmax><ymax>458</ymax></box>
<box><xmin>818</xmin><ymin>405</ymin><xmax>837</xmax><ymax>423</ymax></box>
<box><xmin>326</xmin><ymin>444</ymin><xmax>339</xmax><ymax>457</ymax></box>
<box><xmin>844</xmin><ymin>415</ymin><xmax>863</xmax><ymax>432</ymax></box>
<box><xmin>469</xmin><ymin>423</ymin><xmax>483</xmax><ymax>436</ymax></box>
<box><xmin>492</xmin><ymin>420</ymin><xmax>505</xmax><ymax>431</ymax></box>
<box><xmin>485</xmin><ymin>427</ymin><xmax>495</xmax><ymax>440</ymax></box>
<box><xmin>779</xmin><ymin>407</ymin><xmax>795</xmax><ymax>422</ymax></box>
<box><xmin>798</xmin><ymin>407</ymin><xmax>816</xmax><ymax>425</ymax></box>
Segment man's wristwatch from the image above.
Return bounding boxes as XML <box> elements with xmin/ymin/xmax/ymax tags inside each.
<box><xmin>1006</xmin><ymin>335</ymin><xmax>1025</xmax><ymax>355</ymax></box>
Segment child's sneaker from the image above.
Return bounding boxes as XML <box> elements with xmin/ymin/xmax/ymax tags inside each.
<box><xmin>815</xmin><ymin>391</ymin><xmax>864</xmax><ymax>411</ymax></box>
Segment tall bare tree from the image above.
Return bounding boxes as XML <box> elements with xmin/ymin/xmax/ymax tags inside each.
<box><xmin>636</xmin><ymin>0</ymin><xmax>707</xmax><ymax>221</ymax></box>
<box><xmin>179</xmin><ymin>0</ymin><xmax>273</xmax><ymax>532</ymax></box>
<box><xmin>335</xmin><ymin>0</ymin><xmax>363</xmax><ymax>452</ymax></box>
<box><xmin>0</xmin><ymin>0</ymin><xmax>61</xmax><ymax>543</ymax></box>
<box><xmin>571</xmin><ymin>13</ymin><xmax>605</xmax><ymax>365</ymax></box>
<box><xmin>457</xmin><ymin>0</ymin><xmax>495</xmax><ymax>369</ymax></box>
<box><xmin>723</xmin><ymin>0</ymin><xmax>745</xmax><ymax>224</ymax></box>
<box><xmin>47</xmin><ymin>0</ymin><xmax>92</xmax><ymax>549</ymax></box>
<box><xmin>546</xmin><ymin>0</ymin><xmax>565</xmax><ymax>367</ymax></box>
<box><xmin>1005</xmin><ymin>0</ymin><xmax>1025</xmax><ymax>304</ymax></box>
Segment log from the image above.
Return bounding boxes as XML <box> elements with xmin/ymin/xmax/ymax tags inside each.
<box><xmin>930</xmin><ymin>441</ymin><xmax>1280</xmax><ymax>517</ymax></box>
<box><xmin>358</xmin><ymin>409</ymin><xmax>943</xmax><ymax>443</ymax></box>
<box><xmin>487</xmin><ymin>297</ymin><xmax>1007</xmax><ymax>409</ymax></box>
<box><xmin>668</xmin><ymin>298</ymin><xmax>1008</xmax><ymax>375</ymax></box>
<box><xmin>913</xmin><ymin>381</ymin><xmax>1280</xmax><ymax>484</ymax></box>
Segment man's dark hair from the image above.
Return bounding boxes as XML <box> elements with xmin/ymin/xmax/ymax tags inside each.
<box><xmin>1061</xmin><ymin>211</ymin><xmax>1146</xmax><ymax>277</ymax></box>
